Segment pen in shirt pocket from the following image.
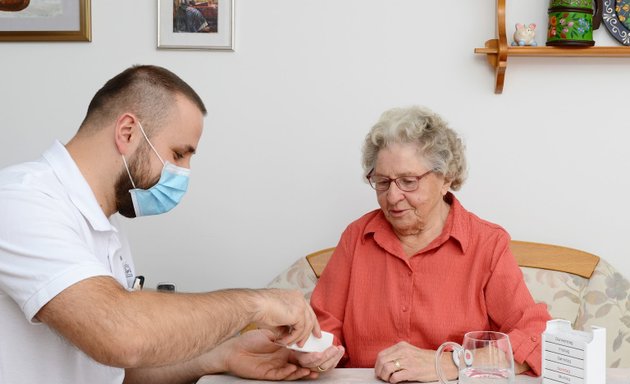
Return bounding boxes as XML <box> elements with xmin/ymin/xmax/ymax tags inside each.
<box><xmin>132</xmin><ymin>275</ymin><xmax>145</xmax><ymax>291</ymax></box>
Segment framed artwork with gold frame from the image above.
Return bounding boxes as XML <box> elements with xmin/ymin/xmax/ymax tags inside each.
<box><xmin>0</xmin><ymin>0</ymin><xmax>91</xmax><ymax>42</ymax></box>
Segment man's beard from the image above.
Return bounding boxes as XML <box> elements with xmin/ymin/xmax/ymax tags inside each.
<box><xmin>114</xmin><ymin>143</ymin><xmax>161</xmax><ymax>218</ymax></box>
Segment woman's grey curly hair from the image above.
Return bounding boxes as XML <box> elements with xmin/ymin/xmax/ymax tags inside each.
<box><xmin>361</xmin><ymin>105</ymin><xmax>467</xmax><ymax>191</ymax></box>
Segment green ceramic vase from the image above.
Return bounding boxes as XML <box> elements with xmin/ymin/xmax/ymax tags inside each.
<box><xmin>549</xmin><ymin>0</ymin><xmax>594</xmax><ymax>8</ymax></box>
<box><xmin>546</xmin><ymin>0</ymin><xmax>603</xmax><ymax>46</ymax></box>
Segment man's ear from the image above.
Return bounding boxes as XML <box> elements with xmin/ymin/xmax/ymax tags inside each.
<box><xmin>114</xmin><ymin>113</ymin><xmax>139</xmax><ymax>156</ymax></box>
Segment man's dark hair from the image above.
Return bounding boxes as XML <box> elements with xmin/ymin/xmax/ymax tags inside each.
<box><xmin>79</xmin><ymin>65</ymin><xmax>206</xmax><ymax>135</ymax></box>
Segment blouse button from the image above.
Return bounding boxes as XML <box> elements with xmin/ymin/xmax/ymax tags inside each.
<box><xmin>402</xmin><ymin>306</ymin><xmax>408</xmax><ymax>312</ymax></box>
<box><xmin>531</xmin><ymin>336</ymin><xmax>538</xmax><ymax>342</ymax></box>
<box><xmin>408</xmin><ymin>271</ymin><xmax>412</xmax><ymax>276</ymax></box>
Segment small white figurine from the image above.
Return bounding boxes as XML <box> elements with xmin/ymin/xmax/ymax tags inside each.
<box><xmin>512</xmin><ymin>23</ymin><xmax>537</xmax><ymax>46</ymax></box>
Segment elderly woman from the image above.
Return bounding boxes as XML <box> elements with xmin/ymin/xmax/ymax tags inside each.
<box><xmin>299</xmin><ymin>106</ymin><xmax>551</xmax><ymax>382</ymax></box>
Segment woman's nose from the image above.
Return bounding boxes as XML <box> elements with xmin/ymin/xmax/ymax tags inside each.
<box><xmin>386</xmin><ymin>182</ymin><xmax>405</xmax><ymax>203</ymax></box>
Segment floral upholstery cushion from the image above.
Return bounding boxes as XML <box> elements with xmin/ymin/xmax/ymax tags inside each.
<box><xmin>520</xmin><ymin>266</ymin><xmax>589</xmax><ymax>326</ymax></box>
<box><xmin>574</xmin><ymin>259</ymin><xmax>630</xmax><ymax>368</ymax></box>
<box><xmin>267</xmin><ymin>256</ymin><xmax>630</xmax><ymax>368</ymax></box>
<box><xmin>522</xmin><ymin>259</ymin><xmax>630</xmax><ymax>368</ymax></box>
<box><xmin>267</xmin><ymin>257</ymin><xmax>318</xmax><ymax>301</ymax></box>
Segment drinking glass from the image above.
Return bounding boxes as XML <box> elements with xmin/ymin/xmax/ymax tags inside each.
<box><xmin>435</xmin><ymin>331</ymin><xmax>515</xmax><ymax>384</ymax></box>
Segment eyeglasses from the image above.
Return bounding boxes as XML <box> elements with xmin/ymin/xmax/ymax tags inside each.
<box><xmin>366</xmin><ymin>169</ymin><xmax>433</xmax><ymax>192</ymax></box>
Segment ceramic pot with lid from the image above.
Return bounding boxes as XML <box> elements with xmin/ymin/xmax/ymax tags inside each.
<box><xmin>546</xmin><ymin>0</ymin><xmax>603</xmax><ymax>46</ymax></box>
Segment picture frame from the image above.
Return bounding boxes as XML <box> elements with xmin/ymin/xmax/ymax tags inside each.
<box><xmin>0</xmin><ymin>0</ymin><xmax>91</xmax><ymax>42</ymax></box>
<box><xmin>158</xmin><ymin>0</ymin><xmax>234</xmax><ymax>51</ymax></box>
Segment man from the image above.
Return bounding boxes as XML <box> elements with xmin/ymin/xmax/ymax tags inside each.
<box><xmin>174</xmin><ymin>0</ymin><xmax>211</xmax><ymax>33</ymax></box>
<box><xmin>0</xmin><ymin>65</ymin><xmax>320</xmax><ymax>383</ymax></box>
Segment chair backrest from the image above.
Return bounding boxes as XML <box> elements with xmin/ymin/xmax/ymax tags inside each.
<box><xmin>303</xmin><ymin>241</ymin><xmax>601</xmax><ymax>332</ymax></box>
<box><xmin>304</xmin><ymin>241</ymin><xmax>602</xmax><ymax>279</ymax></box>
<box><xmin>510</xmin><ymin>241</ymin><xmax>598</xmax><ymax>333</ymax></box>
<box><xmin>303</xmin><ymin>242</ymin><xmax>601</xmax><ymax>322</ymax></box>
<box><xmin>305</xmin><ymin>247</ymin><xmax>335</xmax><ymax>278</ymax></box>
<box><xmin>510</xmin><ymin>240</ymin><xmax>600</xmax><ymax>278</ymax></box>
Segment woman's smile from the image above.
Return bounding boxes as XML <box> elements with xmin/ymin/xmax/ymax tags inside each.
<box><xmin>387</xmin><ymin>208</ymin><xmax>411</xmax><ymax>218</ymax></box>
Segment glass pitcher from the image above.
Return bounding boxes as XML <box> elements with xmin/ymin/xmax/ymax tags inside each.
<box><xmin>435</xmin><ymin>331</ymin><xmax>515</xmax><ymax>384</ymax></box>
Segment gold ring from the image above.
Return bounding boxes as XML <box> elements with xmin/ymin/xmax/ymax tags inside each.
<box><xmin>316</xmin><ymin>365</ymin><xmax>326</xmax><ymax>372</ymax></box>
<box><xmin>393</xmin><ymin>359</ymin><xmax>401</xmax><ymax>371</ymax></box>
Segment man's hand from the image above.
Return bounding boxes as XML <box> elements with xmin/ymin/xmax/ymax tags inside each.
<box><xmin>209</xmin><ymin>329</ymin><xmax>319</xmax><ymax>381</ymax></box>
<box><xmin>252</xmin><ymin>289</ymin><xmax>321</xmax><ymax>347</ymax></box>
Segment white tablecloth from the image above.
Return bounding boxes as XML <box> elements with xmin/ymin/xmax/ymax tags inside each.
<box><xmin>197</xmin><ymin>368</ymin><xmax>630</xmax><ymax>383</ymax></box>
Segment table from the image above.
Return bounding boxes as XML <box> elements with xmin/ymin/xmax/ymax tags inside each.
<box><xmin>197</xmin><ymin>368</ymin><xmax>630</xmax><ymax>383</ymax></box>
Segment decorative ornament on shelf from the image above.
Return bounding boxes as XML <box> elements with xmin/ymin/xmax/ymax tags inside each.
<box><xmin>512</xmin><ymin>23</ymin><xmax>538</xmax><ymax>46</ymax></box>
<box><xmin>602</xmin><ymin>0</ymin><xmax>630</xmax><ymax>45</ymax></box>
<box><xmin>546</xmin><ymin>0</ymin><xmax>603</xmax><ymax>46</ymax></box>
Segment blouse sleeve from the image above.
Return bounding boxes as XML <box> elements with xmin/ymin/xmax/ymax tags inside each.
<box><xmin>309</xmin><ymin>226</ymin><xmax>355</xmax><ymax>365</ymax></box>
<box><xmin>484</xmin><ymin>234</ymin><xmax>552</xmax><ymax>376</ymax></box>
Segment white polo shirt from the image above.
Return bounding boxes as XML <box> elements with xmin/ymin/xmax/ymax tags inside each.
<box><xmin>0</xmin><ymin>141</ymin><xmax>136</xmax><ymax>384</ymax></box>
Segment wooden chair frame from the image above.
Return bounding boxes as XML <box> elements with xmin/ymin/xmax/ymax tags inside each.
<box><xmin>510</xmin><ymin>240</ymin><xmax>599</xmax><ymax>279</ymax></box>
<box><xmin>305</xmin><ymin>241</ymin><xmax>600</xmax><ymax>279</ymax></box>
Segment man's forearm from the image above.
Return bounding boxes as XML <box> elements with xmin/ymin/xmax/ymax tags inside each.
<box><xmin>38</xmin><ymin>276</ymin><xmax>262</xmax><ymax>368</ymax></box>
<box><xmin>122</xmin><ymin>288</ymin><xmax>260</xmax><ymax>365</ymax></box>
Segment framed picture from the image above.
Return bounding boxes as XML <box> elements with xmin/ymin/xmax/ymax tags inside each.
<box><xmin>0</xmin><ymin>0</ymin><xmax>91</xmax><ymax>41</ymax></box>
<box><xmin>158</xmin><ymin>0</ymin><xmax>234</xmax><ymax>50</ymax></box>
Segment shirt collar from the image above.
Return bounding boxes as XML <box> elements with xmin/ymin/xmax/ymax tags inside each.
<box><xmin>42</xmin><ymin>140</ymin><xmax>116</xmax><ymax>232</ymax></box>
<box><xmin>363</xmin><ymin>192</ymin><xmax>469</xmax><ymax>255</ymax></box>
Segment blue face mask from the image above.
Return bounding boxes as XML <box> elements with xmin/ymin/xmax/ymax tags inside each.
<box><xmin>122</xmin><ymin>122</ymin><xmax>191</xmax><ymax>217</ymax></box>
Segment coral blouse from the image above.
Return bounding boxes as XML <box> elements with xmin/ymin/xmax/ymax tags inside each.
<box><xmin>310</xmin><ymin>193</ymin><xmax>551</xmax><ymax>375</ymax></box>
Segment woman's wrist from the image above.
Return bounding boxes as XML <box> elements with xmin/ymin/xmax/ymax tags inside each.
<box><xmin>440</xmin><ymin>351</ymin><xmax>459</xmax><ymax>380</ymax></box>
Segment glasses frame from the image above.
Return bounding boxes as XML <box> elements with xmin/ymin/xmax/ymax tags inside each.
<box><xmin>366</xmin><ymin>169</ymin><xmax>434</xmax><ymax>192</ymax></box>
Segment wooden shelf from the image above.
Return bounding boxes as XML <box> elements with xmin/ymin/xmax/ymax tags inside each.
<box><xmin>475</xmin><ymin>44</ymin><xmax>630</xmax><ymax>56</ymax></box>
<box><xmin>474</xmin><ymin>0</ymin><xmax>630</xmax><ymax>93</ymax></box>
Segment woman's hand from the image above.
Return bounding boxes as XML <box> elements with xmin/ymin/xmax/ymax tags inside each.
<box><xmin>374</xmin><ymin>341</ymin><xmax>457</xmax><ymax>383</ymax></box>
<box><xmin>292</xmin><ymin>345</ymin><xmax>345</xmax><ymax>373</ymax></box>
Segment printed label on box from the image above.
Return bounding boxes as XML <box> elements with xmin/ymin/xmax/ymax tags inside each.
<box><xmin>547</xmin><ymin>334</ymin><xmax>587</xmax><ymax>350</ymax></box>
<box><xmin>545</xmin><ymin>341</ymin><xmax>586</xmax><ymax>360</ymax></box>
<box><xmin>545</xmin><ymin>350</ymin><xmax>584</xmax><ymax>369</ymax></box>
<box><xmin>544</xmin><ymin>360</ymin><xmax>584</xmax><ymax>378</ymax></box>
<box><xmin>543</xmin><ymin>369</ymin><xmax>585</xmax><ymax>384</ymax></box>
